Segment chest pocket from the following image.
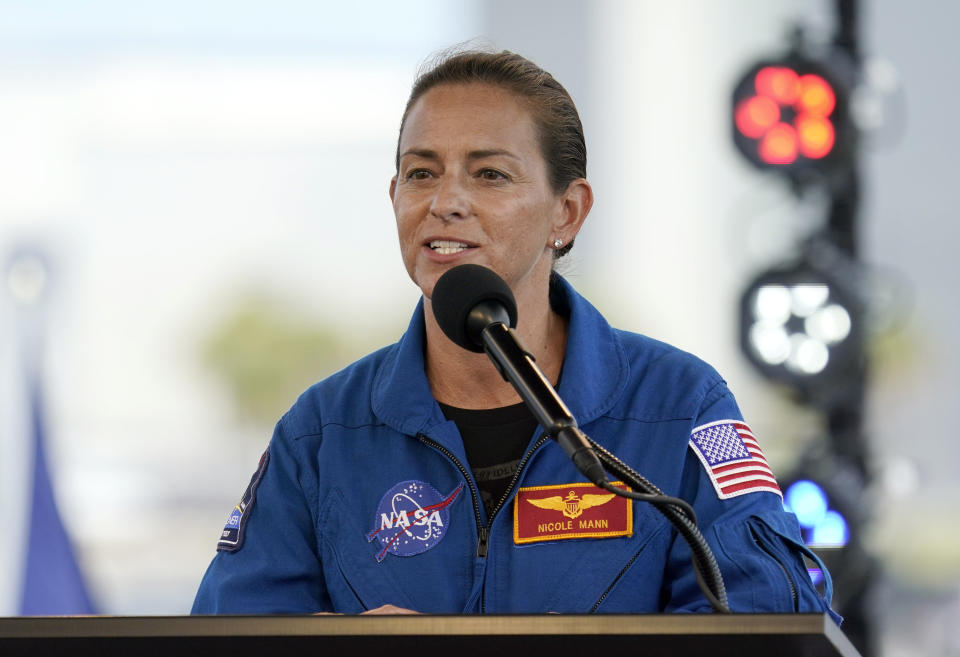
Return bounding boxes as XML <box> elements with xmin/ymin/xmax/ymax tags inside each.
<box><xmin>317</xmin><ymin>488</ymin><xmax>415</xmax><ymax>613</ymax></box>
<box><xmin>713</xmin><ymin>509</ymin><xmax>838</xmax><ymax>618</ymax></box>
<box><xmin>500</xmin><ymin>498</ymin><xmax>670</xmax><ymax>613</ymax></box>
<box><xmin>317</xmin><ymin>486</ymin><xmax>476</xmax><ymax>613</ymax></box>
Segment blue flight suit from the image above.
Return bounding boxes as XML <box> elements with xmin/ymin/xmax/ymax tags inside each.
<box><xmin>192</xmin><ymin>275</ymin><xmax>838</xmax><ymax>620</ymax></box>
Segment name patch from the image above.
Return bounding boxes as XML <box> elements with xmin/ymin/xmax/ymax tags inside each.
<box><xmin>366</xmin><ymin>480</ymin><xmax>463</xmax><ymax>563</ymax></box>
<box><xmin>514</xmin><ymin>481</ymin><xmax>632</xmax><ymax>545</ymax></box>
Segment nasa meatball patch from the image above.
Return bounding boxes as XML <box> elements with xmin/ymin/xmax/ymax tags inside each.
<box><xmin>366</xmin><ymin>480</ymin><xmax>463</xmax><ymax>563</ymax></box>
<box><xmin>217</xmin><ymin>449</ymin><xmax>269</xmax><ymax>552</ymax></box>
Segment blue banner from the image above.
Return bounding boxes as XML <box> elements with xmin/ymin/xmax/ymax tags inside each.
<box><xmin>3</xmin><ymin>248</ymin><xmax>96</xmax><ymax>615</ymax></box>
<box><xmin>19</xmin><ymin>381</ymin><xmax>95</xmax><ymax>615</ymax></box>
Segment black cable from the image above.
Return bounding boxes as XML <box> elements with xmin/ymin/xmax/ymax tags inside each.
<box><xmin>429</xmin><ymin>267</ymin><xmax>732</xmax><ymax>612</ymax></box>
<box><xmin>594</xmin><ymin>479</ymin><xmax>696</xmax><ymax>525</ymax></box>
<box><xmin>592</xmin><ymin>478</ymin><xmax>728</xmax><ymax>612</ymax></box>
<box><xmin>588</xmin><ymin>440</ymin><xmax>730</xmax><ymax>613</ymax></box>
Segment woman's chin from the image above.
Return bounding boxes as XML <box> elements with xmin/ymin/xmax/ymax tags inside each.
<box><xmin>414</xmin><ymin>259</ymin><xmax>484</xmax><ymax>300</ymax></box>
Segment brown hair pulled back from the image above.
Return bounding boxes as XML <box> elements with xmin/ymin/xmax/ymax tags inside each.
<box><xmin>395</xmin><ymin>49</ymin><xmax>586</xmax><ymax>258</ymax></box>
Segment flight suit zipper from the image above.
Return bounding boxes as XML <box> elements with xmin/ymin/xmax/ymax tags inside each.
<box><xmin>589</xmin><ymin>545</ymin><xmax>644</xmax><ymax>612</ymax></box>
<box><xmin>751</xmin><ymin>526</ymin><xmax>799</xmax><ymax>610</ymax></box>
<box><xmin>486</xmin><ymin>434</ymin><xmax>550</xmax><ymax>526</ymax></box>
<box><xmin>417</xmin><ymin>434</ymin><xmax>485</xmax><ymax>555</ymax></box>
<box><xmin>419</xmin><ymin>432</ymin><xmax>551</xmax><ymax>611</ymax></box>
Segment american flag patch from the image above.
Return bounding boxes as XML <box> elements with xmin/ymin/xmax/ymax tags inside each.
<box><xmin>689</xmin><ymin>420</ymin><xmax>782</xmax><ymax>499</ymax></box>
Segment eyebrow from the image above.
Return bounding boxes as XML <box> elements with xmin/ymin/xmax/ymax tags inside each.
<box><xmin>398</xmin><ymin>148</ymin><xmax>520</xmax><ymax>162</ymax></box>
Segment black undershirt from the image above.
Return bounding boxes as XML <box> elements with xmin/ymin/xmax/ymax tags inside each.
<box><xmin>438</xmin><ymin>401</ymin><xmax>538</xmax><ymax>517</ymax></box>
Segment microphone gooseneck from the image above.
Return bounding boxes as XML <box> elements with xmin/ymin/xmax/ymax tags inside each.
<box><xmin>431</xmin><ymin>264</ymin><xmax>607</xmax><ymax>487</ymax></box>
<box><xmin>429</xmin><ymin>264</ymin><xmax>729</xmax><ymax>613</ymax></box>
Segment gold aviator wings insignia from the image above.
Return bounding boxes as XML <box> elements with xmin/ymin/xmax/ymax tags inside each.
<box><xmin>579</xmin><ymin>493</ymin><xmax>616</xmax><ymax>510</ymax></box>
<box><xmin>526</xmin><ymin>491</ymin><xmax>617</xmax><ymax>520</ymax></box>
<box><xmin>526</xmin><ymin>495</ymin><xmax>566</xmax><ymax>512</ymax></box>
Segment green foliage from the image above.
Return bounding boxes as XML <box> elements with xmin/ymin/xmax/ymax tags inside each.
<box><xmin>201</xmin><ymin>295</ymin><xmax>352</xmax><ymax>426</ymax></box>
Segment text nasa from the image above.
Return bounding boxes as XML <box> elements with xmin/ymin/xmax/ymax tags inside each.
<box><xmin>380</xmin><ymin>507</ymin><xmax>445</xmax><ymax>531</ymax></box>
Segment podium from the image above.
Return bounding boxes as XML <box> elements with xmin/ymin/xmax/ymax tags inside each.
<box><xmin>0</xmin><ymin>613</ymin><xmax>860</xmax><ymax>657</ymax></box>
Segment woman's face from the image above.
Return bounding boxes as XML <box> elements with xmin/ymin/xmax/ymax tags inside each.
<box><xmin>390</xmin><ymin>83</ymin><xmax>570</xmax><ymax>303</ymax></box>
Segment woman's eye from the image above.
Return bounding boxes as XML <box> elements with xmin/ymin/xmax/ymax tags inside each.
<box><xmin>478</xmin><ymin>169</ymin><xmax>507</xmax><ymax>181</ymax></box>
<box><xmin>406</xmin><ymin>169</ymin><xmax>433</xmax><ymax>180</ymax></box>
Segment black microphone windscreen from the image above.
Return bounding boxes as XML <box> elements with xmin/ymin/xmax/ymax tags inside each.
<box><xmin>431</xmin><ymin>264</ymin><xmax>518</xmax><ymax>352</ymax></box>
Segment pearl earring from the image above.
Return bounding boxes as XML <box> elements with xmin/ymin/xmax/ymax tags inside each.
<box><xmin>553</xmin><ymin>238</ymin><xmax>563</xmax><ymax>249</ymax></box>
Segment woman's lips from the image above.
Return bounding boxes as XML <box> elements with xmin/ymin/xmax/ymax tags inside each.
<box><xmin>428</xmin><ymin>239</ymin><xmax>471</xmax><ymax>255</ymax></box>
<box><xmin>422</xmin><ymin>239</ymin><xmax>479</xmax><ymax>261</ymax></box>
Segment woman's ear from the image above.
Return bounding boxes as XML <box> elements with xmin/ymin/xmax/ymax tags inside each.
<box><xmin>552</xmin><ymin>178</ymin><xmax>593</xmax><ymax>245</ymax></box>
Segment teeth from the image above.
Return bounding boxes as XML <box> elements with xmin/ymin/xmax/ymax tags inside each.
<box><xmin>430</xmin><ymin>240</ymin><xmax>469</xmax><ymax>255</ymax></box>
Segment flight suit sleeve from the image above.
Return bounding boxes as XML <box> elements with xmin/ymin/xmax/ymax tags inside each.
<box><xmin>191</xmin><ymin>419</ymin><xmax>331</xmax><ymax>614</ymax></box>
<box><xmin>661</xmin><ymin>381</ymin><xmax>841</xmax><ymax>622</ymax></box>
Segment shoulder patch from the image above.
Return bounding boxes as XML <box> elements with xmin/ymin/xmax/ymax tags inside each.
<box><xmin>689</xmin><ymin>420</ymin><xmax>782</xmax><ymax>500</ymax></box>
<box><xmin>217</xmin><ymin>449</ymin><xmax>270</xmax><ymax>552</ymax></box>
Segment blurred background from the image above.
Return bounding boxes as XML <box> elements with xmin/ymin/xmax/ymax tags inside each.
<box><xmin>0</xmin><ymin>1</ymin><xmax>956</xmax><ymax>655</ymax></box>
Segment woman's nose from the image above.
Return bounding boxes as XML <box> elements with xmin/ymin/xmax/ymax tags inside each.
<box><xmin>429</xmin><ymin>175</ymin><xmax>470</xmax><ymax>221</ymax></box>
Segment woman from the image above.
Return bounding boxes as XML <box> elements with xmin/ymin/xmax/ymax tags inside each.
<box><xmin>192</xmin><ymin>50</ymin><xmax>838</xmax><ymax>618</ymax></box>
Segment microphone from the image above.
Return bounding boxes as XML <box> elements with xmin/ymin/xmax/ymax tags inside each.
<box><xmin>432</xmin><ymin>265</ymin><xmax>731</xmax><ymax>612</ymax></box>
<box><xmin>431</xmin><ymin>264</ymin><xmax>606</xmax><ymax>487</ymax></box>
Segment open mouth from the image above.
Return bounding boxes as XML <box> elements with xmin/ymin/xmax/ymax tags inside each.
<box><xmin>428</xmin><ymin>240</ymin><xmax>471</xmax><ymax>255</ymax></box>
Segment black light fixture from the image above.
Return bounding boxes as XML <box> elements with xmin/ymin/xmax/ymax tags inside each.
<box><xmin>739</xmin><ymin>253</ymin><xmax>864</xmax><ymax>406</ymax></box>
<box><xmin>784</xmin><ymin>477</ymin><xmax>850</xmax><ymax>549</ymax></box>
<box><xmin>779</xmin><ymin>445</ymin><xmax>875</xmax><ymax>655</ymax></box>
<box><xmin>731</xmin><ymin>39</ymin><xmax>857</xmax><ymax>189</ymax></box>
<box><xmin>734</xmin><ymin>3</ymin><xmax>877</xmax><ymax>655</ymax></box>
<box><xmin>782</xmin><ymin>474</ymin><xmax>851</xmax><ymax>595</ymax></box>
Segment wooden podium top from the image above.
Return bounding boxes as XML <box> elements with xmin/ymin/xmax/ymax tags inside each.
<box><xmin>0</xmin><ymin>612</ymin><xmax>860</xmax><ymax>657</ymax></box>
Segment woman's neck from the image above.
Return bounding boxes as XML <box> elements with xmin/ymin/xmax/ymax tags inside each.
<box><xmin>422</xmin><ymin>285</ymin><xmax>567</xmax><ymax>410</ymax></box>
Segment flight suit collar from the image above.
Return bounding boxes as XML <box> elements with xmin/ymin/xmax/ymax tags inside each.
<box><xmin>370</xmin><ymin>275</ymin><xmax>629</xmax><ymax>445</ymax></box>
